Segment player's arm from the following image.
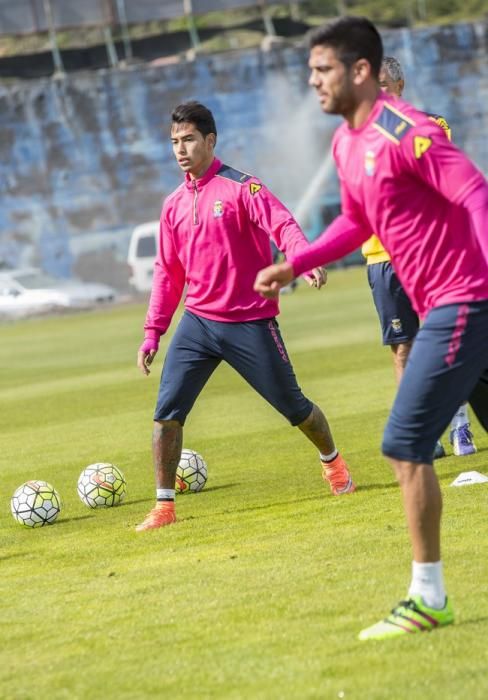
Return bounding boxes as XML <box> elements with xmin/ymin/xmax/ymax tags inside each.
<box><xmin>463</xmin><ymin>184</ymin><xmax>488</xmax><ymax>263</ymax></box>
<box><xmin>288</xmin><ymin>130</ymin><xmax>373</xmax><ymax>277</ymax></box>
<box><xmin>401</xmin><ymin>124</ymin><xmax>488</xmax><ymax>261</ymax></box>
<box><xmin>138</xmin><ymin>210</ymin><xmax>186</xmax><ymax>375</ymax></box>
<box><xmin>243</xmin><ymin>180</ymin><xmax>326</xmax><ymax>289</ymax></box>
<box><xmin>290</xmin><ymin>171</ymin><xmax>371</xmax><ymax>274</ymax></box>
<box><xmin>254</xmin><ymin>181</ymin><xmax>370</xmax><ymax>298</ymax></box>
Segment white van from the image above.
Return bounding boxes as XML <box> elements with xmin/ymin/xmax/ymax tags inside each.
<box><xmin>127</xmin><ymin>221</ymin><xmax>159</xmax><ymax>293</ymax></box>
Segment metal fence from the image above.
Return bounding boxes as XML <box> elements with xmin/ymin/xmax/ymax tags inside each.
<box><xmin>0</xmin><ymin>0</ymin><xmax>112</xmax><ymax>34</ymax></box>
<box><xmin>0</xmin><ymin>0</ymin><xmax>305</xmax><ymax>35</ymax></box>
<box><xmin>0</xmin><ymin>0</ymin><xmax>306</xmax><ymax>72</ymax></box>
<box><xmin>121</xmin><ymin>0</ymin><xmax>187</xmax><ymax>24</ymax></box>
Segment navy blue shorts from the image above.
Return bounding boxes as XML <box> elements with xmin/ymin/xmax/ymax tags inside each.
<box><xmin>367</xmin><ymin>262</ymin><xmax>419</xmax><ymax>345</ymax></box>
<box><xmin>154</xmin><ymin>311</ymin><xmax>313</xmax><ymax>426</ymax></box>
<box><xmin>382</xmin><ymin>301</ymin><xmax>488</xmax><ymax>464</ymax></box>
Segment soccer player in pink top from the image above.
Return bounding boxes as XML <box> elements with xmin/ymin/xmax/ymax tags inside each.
<box><xmin>135</xmin><ymin>101</ymin><xmax>355</xmax><ymax>533</ymax></box>
<box><xmin>254</xmin><ymin>17</ymin><xmax>488</xmax><ymax>640</ymax></box>
<box><xmin>366</xmin><ymin>55</ymin><xmax>477</xmax><ymax>459</ymax></box>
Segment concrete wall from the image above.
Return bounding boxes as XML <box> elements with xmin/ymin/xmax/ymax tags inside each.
<box><xmin>0</xmin><ymin>21</ymin><xmax>486</xmax><ymax>287</ymax></box>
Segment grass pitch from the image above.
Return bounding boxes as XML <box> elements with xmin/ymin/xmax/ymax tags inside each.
<box><xmin>1</xmin><ymin>267</ymin><xmax>487</xmax><ymax>700</ymax></box>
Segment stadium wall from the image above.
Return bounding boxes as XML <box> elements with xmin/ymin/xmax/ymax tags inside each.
<box><xmin>0</xmin><ymin>21</ymin><xmax>486</xmax><ymax>287</ymax></box>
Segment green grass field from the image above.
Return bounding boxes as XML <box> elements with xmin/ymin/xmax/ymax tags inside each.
<box><xmin>1</xmin><ymin>267</ymin><xmax>487</xmax><ymax>700</ymax></box>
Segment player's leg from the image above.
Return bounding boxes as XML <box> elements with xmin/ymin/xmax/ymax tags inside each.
<box><xmin>391</xmin><ymin>459</ymin><xmax>442</xmax><ymax>562</ymax></box>
<box><xmin>368</xmin><ymin>261</ymin><xmax>420</xmax><ymax>383</ymax></box>
<box><xmin>221</xmin><ymin>318</ymin><xmax>355</xmax><ymax>495</ymax></box>
<box><xmin>367</xmin><ymin>261</ymin><xmax>419</xmax><ymax>382</ymax></box>
<box><xmin>136</xmin><ymin>312</ymin><xmax>221</xmax><ymax>531</ymax></box>
<box><xmin>135</xmin><ymin>419</ymin><xmax>183</xmax><ymax>531</ymax></box>
<box><xmin>390</xmin><ymin>340</ymin><xmax>413</xmax><ymax>385</ymax></box>
<box><xmin>359</xmin><ymin>301</ymin><xmax>488</xmax><ymax>640</ymax></box>
<box><xmin>298</xmin><ymin>405</ymin><xmax>355</xmax><ymax>494</ymax></box>
<box><xmin>358</xmin><ymin>458</ymin><xmax>451</xmax><ymax>641</ymax></box>
<box><xmin>367</xmin><ymin>262</ymin><xmax>447</xmax><ymax>458</ymax></box>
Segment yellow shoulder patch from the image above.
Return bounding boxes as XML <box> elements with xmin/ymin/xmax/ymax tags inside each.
<box><xmin>426</xmin><ymin>113</ymin><xmax>452</xmax><ymax>141</ymax></box>
<box><xmin>432</xmin><ymin>116</ymin><xmax>449</xmax><ymax>133</ymax></box>
<box><xmin>413</xmin><ymin>135</ymin><xmax>432</xmax><ymax>159</ymax></box>
<box><xmin>250</xmin><ymin>183</ymin><xmax>262</xmax><ymax>196</ymax></box>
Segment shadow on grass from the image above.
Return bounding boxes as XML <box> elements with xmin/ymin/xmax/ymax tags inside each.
<box><xmin>457</xmin><ymin>615</ymin><xmax>488</xmax><ymax>627</ymax></box>
<box><xmin>175</xmin><ymin>484</ymin><xmax>402</xmax><ymax>519</ymax></box>
<box><xmin>164</xmin><ymin>496</ymin><xmax>321</xmax><ymax>522</ymax></box>
<box><xmin>116</xmin><ymin>497</ymin><xmax>155</xmax><ymax>507</ymax></box>
<box><xmin>185</xmin><ymin>483</ymin><xmax>239</xmax><ymax>495</ymax></box>
<box><xmin>57</xmin><ymin>514</ymin><xmax>95</xmax><ymax>525</ymax></box>
<box><xmin>123</xmin><ymin>479</ymin><xmax>405</xmax><ymax>526</ymax></box>
<box><xmin>357</xmin><ymin>481</ymin><xmax>398</xmax><ymax>492</ymax></box>
<box><xmin>0</xmin><ymin>552</ymin><xmax>31</xmax><ymax>562</ymax></box>
<box><xmin>440</xmin><ymin>468</ymin><xmax>488</xmax><ymax>481</ymax></box>
<box><xmin>197</xmin><ymin>492</ymin><xmax>346</xmax><ymax>516</ymax></box>
<box><xmin>114</xmin><ymin>485</ymin><xmax>240</xmax><ymax>509</ymax></box>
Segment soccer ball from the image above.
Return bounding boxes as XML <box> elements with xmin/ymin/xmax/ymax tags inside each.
<box><xmin>77</xmin><ymin>463</ymin><xmax>127</xmax><ymax>508</ymax></box>
<box><xmin>11</xmin><ymin>480</ymin><xmax>61</xmax><ymax>527</ymax></box>
<box><xmin>175</xmin><ymin>449</ymin><xmax>207</xmax><ymax>493</ymax></box>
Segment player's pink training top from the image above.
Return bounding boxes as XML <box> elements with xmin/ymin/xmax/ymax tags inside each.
<box><xmin>291</xmin><ymin>92</ymin><xmax>488</xmax><ymax>318</ymax></box>
<box><xmin>144</xmin><ymin>158</ymin><xmax>310</xmax><ymax>339</ymax></box>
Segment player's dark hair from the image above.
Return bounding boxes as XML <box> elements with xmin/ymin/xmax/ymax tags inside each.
<box><xmin>171</xmin><ymin>101</ymin><xmax>217</xmax><ymax>141</ymax></box>
<box><xmin>309</xmin><ymin>16</ymin><xmax>383</xmax><ymax>78</ymax></box>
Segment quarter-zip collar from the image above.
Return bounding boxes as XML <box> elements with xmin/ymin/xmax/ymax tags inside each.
<box><xmin>184</xmin><ymin>157</ymin><xmax>222</xmax><ymax>191</ymax></box>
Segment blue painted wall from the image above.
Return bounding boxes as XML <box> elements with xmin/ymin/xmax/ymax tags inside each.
<box><xmin>0</xmin><ymin>21</ymin><xmax>486</xmax><ymax>286</ymax></box>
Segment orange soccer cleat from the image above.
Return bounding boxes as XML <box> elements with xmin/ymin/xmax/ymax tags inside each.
<box><xmin>321</xmin><ymin>454</ymin><xmax>356</xmax><ymax>495</ymax></box>
<box><xmin>135</xmin><ymin>502</ymin><xmax>176</xmax><ymax>532</ymax></box>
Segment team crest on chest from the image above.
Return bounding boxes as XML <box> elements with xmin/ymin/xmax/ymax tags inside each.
<box><xmin>213</xmin><ymin>200</ymin><xmax>224</xmax><ymax>218</ymax></box>
<box><xmin>364</xmin><ymin>150</ymin><xmax>376</xmax><ymax>176</ymax></box>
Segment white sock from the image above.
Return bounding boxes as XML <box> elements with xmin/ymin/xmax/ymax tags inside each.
<box><xmin>451</xmin><ymin>404</ymin><xmax>469</xmax><ymax>430</ymax></box>
<box><xmin>320</xmin><ymin>449</ymin><xmax>338</xmax><ymax>463</ymax></box>
<box><xmin>408</xmin><ymin>561</ymin><xmax>446</xmax><ymax>609</ymax></box>
<box><xmin>156</xmin><ymin>488</ymin><xmax>175</xmax><ymax>502</ymax></box>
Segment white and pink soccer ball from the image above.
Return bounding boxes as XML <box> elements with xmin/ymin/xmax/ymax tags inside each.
<box><xmin>11</xmin><ymin>480</ymin><xmax>61</xmax><ymax>527</ymax></box>
<box><xmin>176</xmin><ymin>449</ymin><xmax>208</xmax><ymax>493</ymax></box>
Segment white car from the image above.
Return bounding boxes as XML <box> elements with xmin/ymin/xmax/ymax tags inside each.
<box><xmin>0</xmin><ymin>288</ymin><xmax>56</xmax><ymax>319</ymax></box>
<box><xmin>0</xmin><ymin>268</ymin><xmax>116</xmax><ymax>317</ymax></box>
<box><xmin>127</xmin><ymin>221</ymin><xmax>158</xmax><ymax>293</ymax></box>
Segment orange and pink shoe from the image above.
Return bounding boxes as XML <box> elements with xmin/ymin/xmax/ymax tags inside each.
<box><xmin>135</xmin><ymin>502</ymin><xmax>176</xmax><ymax>532</ymax></box>
<box><xmin>321</xmin><ymin>454</ymin><xmax>356</xmax><ymax>495</ymax></box>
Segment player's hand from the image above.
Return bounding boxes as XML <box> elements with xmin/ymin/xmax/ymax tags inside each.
<box><xmin>304</xmin><ymin>267</ymin><xmax>327</xmax><ymax>290</ymax></box>
<box><xmin>254</xmin><ymin>262</ymin><xmax>294</xmax><ymax>298</ymax></box>
<box><xmin>137</xmin><ymin>339</ymin><xmax>159</xmax><ymax>376</ymax></box>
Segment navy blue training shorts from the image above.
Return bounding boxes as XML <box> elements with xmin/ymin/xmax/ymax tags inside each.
<box><xmin>382</xmin><ymin>301</ymin><xmax>488</xmax><ymax>464</ymax></box>
<box><xmin>154</xmin><ymin>311</ymin><xmax>313</xmax><ymax>426</ymax></box>
<box><xmin>367</xmin><ymin>261</ymin><xmax>419</xmax><ymax>345</ymax></box>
